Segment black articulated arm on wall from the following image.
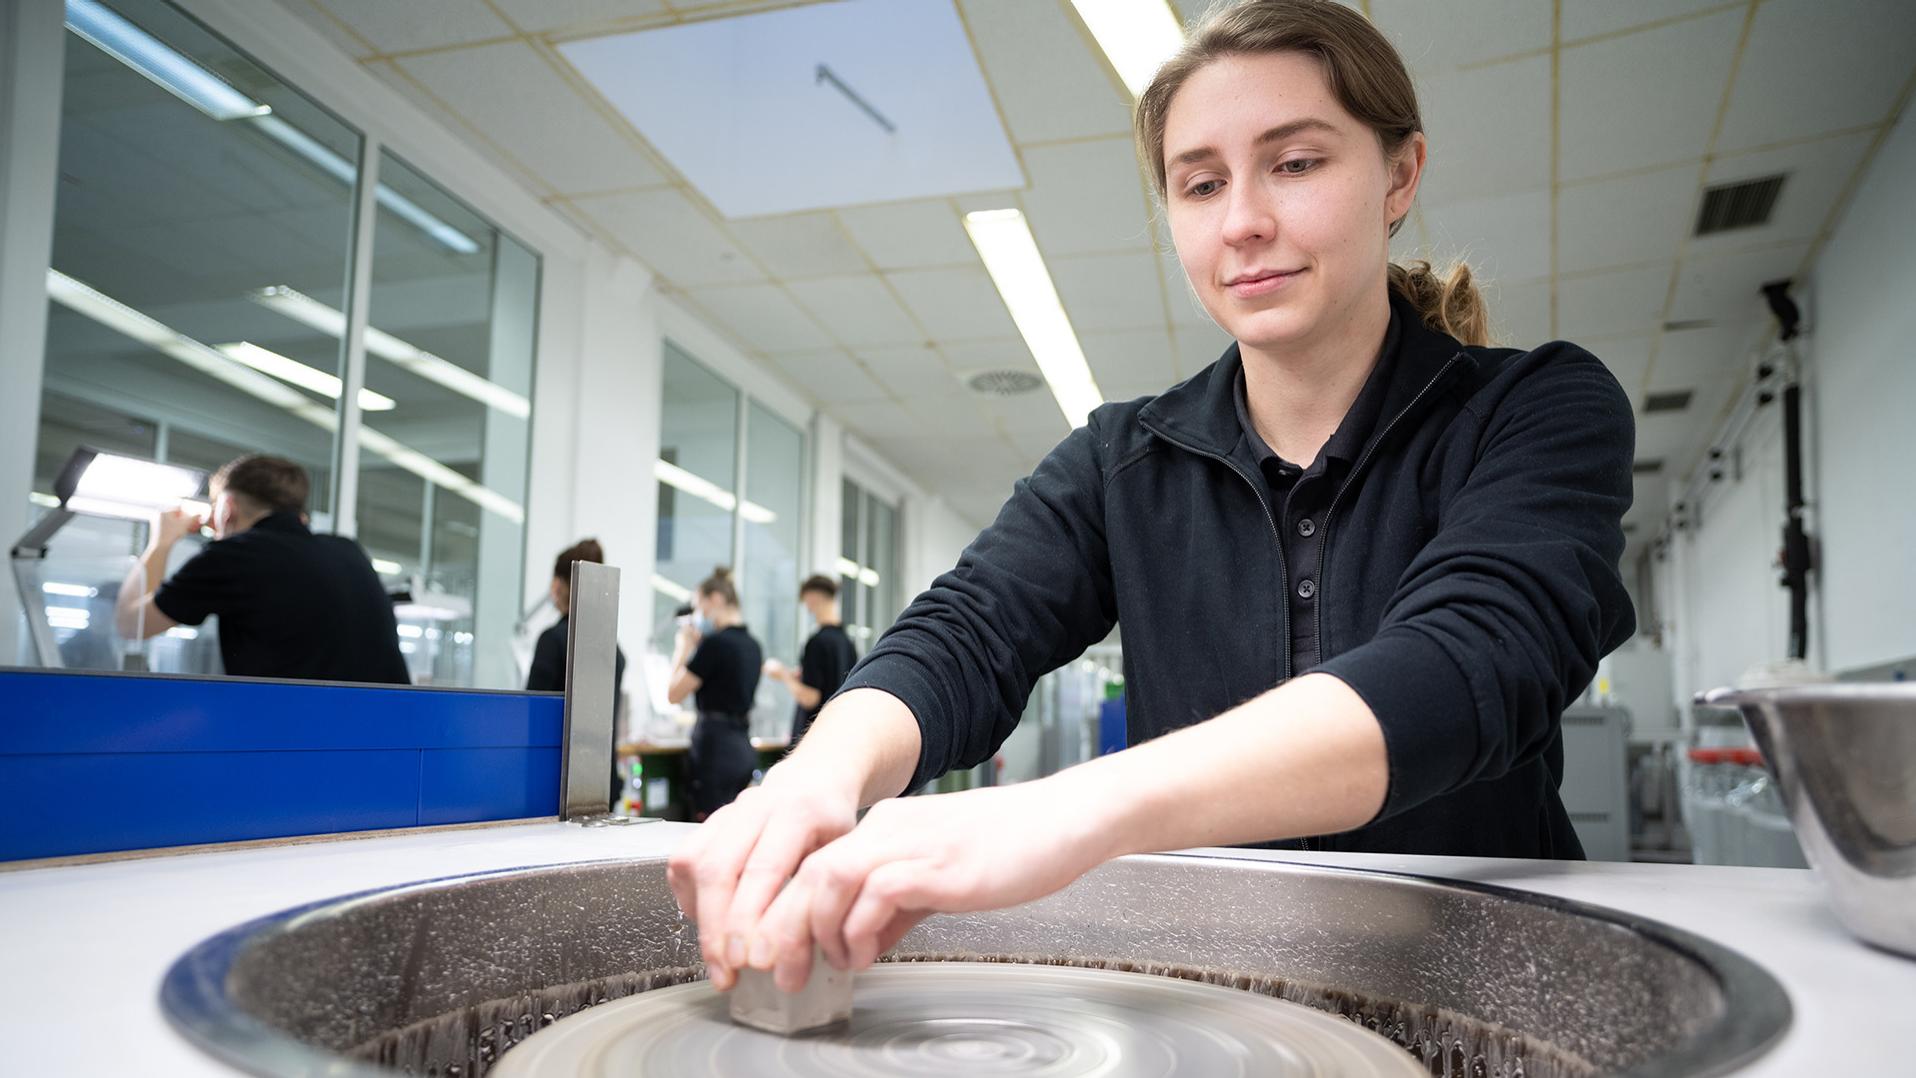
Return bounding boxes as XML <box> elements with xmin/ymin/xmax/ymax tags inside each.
<box><xmin>1762</xmin><ymin>279</ymin><xmax>1813</xmax><ymax>661</ymax></box>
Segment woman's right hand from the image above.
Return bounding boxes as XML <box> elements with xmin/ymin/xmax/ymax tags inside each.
<box><xmin>666</xmin><ymin>764</ymin><xmax>860</xmax><ymax>989</ymax></box>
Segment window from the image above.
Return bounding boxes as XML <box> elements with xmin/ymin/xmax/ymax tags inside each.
<box><xmin>742</xmin><ymin>402</ymin><xmax>805</xmax><ymax>737</ymax></box>
<box><xmin>840</xmin><ymin>478</ymin><xmax>900</xmax><ymax>648</ymax></box>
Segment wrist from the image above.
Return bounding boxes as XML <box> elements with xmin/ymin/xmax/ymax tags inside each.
<box><xmin>1039</xmin><ymin>763</ymin><xmax>1136</xmax><ymax>866</ymax></box>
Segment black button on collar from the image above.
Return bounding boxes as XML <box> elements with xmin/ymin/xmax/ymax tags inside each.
<box><xmin>1297</xmin><ymin>578</ymin><xmax>1316</xmax><ymax>600</ymax></box>
<box><xmin>1296</xmin><ymin>517</ymin><xmax>1316</xmax><ymax>538</ymax></box>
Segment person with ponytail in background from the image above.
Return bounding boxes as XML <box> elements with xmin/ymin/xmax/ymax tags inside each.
<box><xmin>667</xmin><ymin>567</ymin><xmax>764</xmax><ymax>819</ymax></box>
<box><xmin>528</xmin><ymin>539</ymin><xmax>627</xmax><ymax>805</ymax></box>
<box><xmin>672</xmin><ymin>0</ymin><xmax>1637</xmax><ymax>995</ymax></box>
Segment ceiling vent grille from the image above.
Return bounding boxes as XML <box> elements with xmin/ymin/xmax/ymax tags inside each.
<box><xmin>1644</xmin><ymin>390</ymin><xmax>1693</xmax><ymax>414</ymax></box>
<box><xmin>966</xmin><ymin>369</ymin><xmax>1045</xmax><ymax>397</ymax></box>
<box><xmin>1632</xmin><ymin>459</ymin><xmax>1664</xmax><ymax>475</ymax></box>
<box><xmin>1695</xmin><ymin>174</ymin><xmax>1786</xmax><ymax>236</ymax></box>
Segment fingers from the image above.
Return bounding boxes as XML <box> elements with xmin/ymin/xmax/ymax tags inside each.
<box><xmin>723</xmin><ymin>811</ymin><xmax>826</xmax><ymax>961</ymax></box>
<box><xmin>683</xmin><ymin>794</ymin><xmax>774</xmax><ymax>989</ymax></box>
<box><xmin>751</xmin><ymin>880</ymin><xmax>819</xmax><ymax>992</ymax></box>
<box><xmin>842</xmin><ymin>859</ymin><xmax>941</xmax><ymax>969</ymax></box>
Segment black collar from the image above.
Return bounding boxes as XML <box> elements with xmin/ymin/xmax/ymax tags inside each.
<box><xmin>249</xmin><ymin>511</ymin><xmax>311</xmax><ymax>535</ymax></box>
<box><xmin>1139</xmin><ymin>292</ymin><xmax>1477</xmax><ymax>462</ymax></box>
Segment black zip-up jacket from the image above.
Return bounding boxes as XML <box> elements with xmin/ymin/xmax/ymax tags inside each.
<box><xmin>839</xmin><ymin>295</ymin><xmax>1637</xmax><ymax>858</ymax></box>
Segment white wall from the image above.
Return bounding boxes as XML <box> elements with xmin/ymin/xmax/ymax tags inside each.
<box><xmin>1658</xmin><ymin>100</ymin><xmax>1916</xmax><ymax>704</ymax></box>
<box><xmin>1806</xmin><ymin>103</ymin><xmax>1916</xmax><ymax>674</ymax></box>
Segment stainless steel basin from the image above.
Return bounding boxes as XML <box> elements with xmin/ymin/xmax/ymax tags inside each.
<box><xmin>161</xmin><ymin>853</ymin><xmax>1789</xmax><ymax>1077</ymax></box>
<box><xmin>1701</xmin><ymin>683</ymin><xmax>1916</xmax><ymax>957</ymax></box>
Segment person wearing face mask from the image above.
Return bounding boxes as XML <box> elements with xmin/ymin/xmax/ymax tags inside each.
<box><xmin>763</xmin><ymin>575</ymin><xmax>860</xmax><ymax>748</ymax></box>
<box><xmin>527</xmin><ymin>539</ymin><xmax>628</xmax><ymax>804</ymax></box>
<box><xmin>667</xmin><ymin>567</ymin><xmax>764</xmax><ymax>819</ymax></box>
<box><xmin>671</xmin><ymin>0</ymin><xmax>1638</xmax><ymax>997</ymax></box>
<box><xmin>113</xmin><ymin>454</ymin><xmax>409</xmax><ymax>684</ymax></box>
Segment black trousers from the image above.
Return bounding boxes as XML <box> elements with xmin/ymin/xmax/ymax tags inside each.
<box><xmin>688</xmin><ymin>712</ymin><xmax>757</xmax><ymax>819</ymax></box>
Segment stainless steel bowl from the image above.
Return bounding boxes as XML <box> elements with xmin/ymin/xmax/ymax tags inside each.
<box><xmin>1699</xmin><ymin>684</ymin><xmax>1916</xmax><ymax>957</ymax></box>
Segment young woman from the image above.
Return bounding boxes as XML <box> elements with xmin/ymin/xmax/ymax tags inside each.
<box><xmin>667</xmin><ymin>567</ymin><xmax>765</xmax><ymax>818</ymax></box>
<box><xmin>671</xmin><ymin>0</ymin><xmax>1635</xmax><ymax>993</ymax></box>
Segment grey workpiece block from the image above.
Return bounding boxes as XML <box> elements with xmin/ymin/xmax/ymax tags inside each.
<box><xmin>727</xmin><ymin>949</ymin><xmax>853</xmax><ymax>1034</ymax></box>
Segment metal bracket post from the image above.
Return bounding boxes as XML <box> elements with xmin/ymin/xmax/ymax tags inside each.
<box><xmin>559</xmin><ymin>559</ymin><xmax>649</xmax><ymax>825</ymax></box>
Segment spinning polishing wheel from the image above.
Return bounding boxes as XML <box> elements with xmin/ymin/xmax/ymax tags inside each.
<box><xmin>491</xmin><ymin>962</ymin><xmax>1428</xmax><ymax>1077</ymax></box>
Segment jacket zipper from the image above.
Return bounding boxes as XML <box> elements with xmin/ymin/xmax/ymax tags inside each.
<box><xmin>1136</xmin><ymin>419</ymin><xmax>1306</xmax><ymax>848</ymax></box>
<box><xmin>1310</xmin><ymin>355</ymin><xmax>1467</xmax><ymax>670</ymax></box>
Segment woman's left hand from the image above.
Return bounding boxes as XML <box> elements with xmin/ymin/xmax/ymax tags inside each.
<box><xmin>740</xmin><ymin>775</ymin><xmax>1115</xmax><ymax>991</ymax></box>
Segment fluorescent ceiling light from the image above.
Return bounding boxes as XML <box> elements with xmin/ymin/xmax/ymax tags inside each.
<box><xmin>47</xmin><ymin>269</ymin><xmax>523</xmax><ymax>524</ymax></box>
<box><xmin>651</xmin><ymin>573</ymin><xmax>693</xmax><ymax>604</ymax></box>
<box><xmin>62</xmin><ymin>2</ymin><xmax>478</xmax><ymax>255</ymax></box>
<box><xmin>29</xmin><ymin>492</ymin><xmax>61</xmax><ymax>508</ymax></box>
<box><xmin>64</xmin><ymin>0</ymin><xmax>270</xmax><ymax>121</ymax></box>
<box><xmin>370</xmin><ymin>558</ymin><xmax>403</xmax><ymax>575</ymax></box>
<box><xmin>217</xmin><ymin>342</ymin><xmax>395</xmax><ymax>412</ymax></box>
<box><xmin>249</xmin><ymin>286</ymin><xmax>529</xmax><ymax>418</ymax></box>
<box><xmin>654</xmin><ymin>459</ymin><xmax>777</xmax><ymax>524</ymax></box>
<box><xmin>1070</xmin><ymin>0</ymin><xmax>1184</xmax><ymax>98</ymax></box>
<box><xmin>48</xmin><ymin>446</ymin><xmax>207</xmax><ymax>522</ymax></box>
<box><xmin>47</xmin><ymin>605</ymin><xmax>92</xmax><ymax>629</ymax></box>
<box><xmin>396</xmin><ymin>623</ymin><xmax>424</xmax><ymax>639</ymax></box>
<box><xmin>962</xmin><ymin>209</ymin><xmax>1104</xmax><ymax>428</ymax></box>
<box><xmin>835</xmin><ymin>556</ymin><xmax>880</xmax><ymax>588</ymax></box>
<box><xmin>42</xmin><ymin>582</ymin><xmax>99</xmax><ymax>598</ymax></box>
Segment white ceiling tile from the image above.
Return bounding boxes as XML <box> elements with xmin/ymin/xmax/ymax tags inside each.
<box><xmin>940</xmin><ymin>338</ymin><xmax>1038</xmax><ymax>377</ymax></box>
<box><xmin>979</xmin><ymin>390</ymin><xmax>1070</xmax><ymax>436</ymax></box>
<box><xmin>1021</xmin><ymin>138</ymin><xmax>1157</xmax><ymax>256</ymax></box>
<box><xmin>1174</xmin><ymin>324</ymin><xmax>1234</xmax><ymax>376</ymax></box>
<box><xmin>1417</xmin><ymin>189</ymin><xmax>1551</xmax><ymax>284</ymax></box>
<box><xmin>897</xmin><ymin>394</ymin><xmax>1000</xmax><ymax>439</ymax></box>
<box><xmin>1051</xmin><ymin>253</ymin><xmax>1165</xmax><ymax>333</ymax></box>
<box><xmin>886</xmin><ymin>267</ymin><xmax>1019</xmax><ymax>339</ymax></box>
<box><xmin>1582</xmin><ymin>333</ymin><xmax>1654</xmax><ymax>391</ymax></box>
<box><xmin>827</xmin><ymin>399</ymin><xmax>931</xmax><ymax>441</ymax></box>
<box><xmin>1655</xmin><ymin>324</ymin><xmax>1756</xmax><ymax>382</ymax></box>
<box><xmin>1480</xmin><ymin>276</ymin><xmax>1550</xmax><ymax>349</ymax></box>
<box><xmin>1668</xmin><ymin>242</ymin><xmax>1811</xmax><ymax>329</ymax></box>
<box><xmin>1559</xmin><ymin>7</ymin><xmax>1744</xmax><ymax>183</ymax></box>
<box><xmin>1556</xmin><ymin>265</ymin><xmax>1674</xmax><ymax>342</ymax></box>
<box><xmin>569</xmin><ymin>188</ymin><xmax>762</xmax><ymax>285</ymax></box>
<box><xmin>855</xmin><ymin>345</ymin><xmax>962</xmax><ymax>399</ymax></box>
<box><xmin>1556</xmin><ymin>165</ymin><xmax>1700</xmax><ymax>275</ymax></box>
<box><xmin>727</xmin><ymin>213</ymin><xmax>870</xmax><ymax>279</ymax></box>
<box><xmin>283</xmin><ymin>3</ymin><xmax>377</xmax><ymax>58</ymax></box>
<box><xmin>1007</xmin><ymin>425</ymin><xmax>1067</xmax><ymax>464</ymax></box>
<box><xmin>398</xmin><ymin>43</ymin><xmax>668</xmax><ymax>194</ymax></box>
<box><xmin>1692</xmin><ymin>131</ymin><xmax>1875</xmax><ymax>256</ymax></box>
<box><xmin>488</xmin><ymin>0</ymin><xmax>670</xmax><ymax>34</ymax></box>
<box><xmin>683</xmin><ymin>283</ymin><xmax>829</xmax><ymax>353</ymax></box>
<box><xmin>1081</xmin><ymin>330</ymin><xmax>1180</xmax><ymax>396</ymax></box>
<box><xmin>1561</xmin><ymin>0</ymin><xmax>1737</xmax><ymax>42</ymax></box>
<box><xmin>1413</xmin><ymin>54</ymin><xmax>1553</xmax><ymax>205</ymax></box>
<box><xmin>1716</xmin><ymin>0</ymin><xmax>1916</xmax><ymax>153</ymax></box>
<box><xmin>1369</xmin><ymin>0</ymin><xmax>1551</xmax><ymax>72</ymax></box>
<box><xmin>773</xmin><ymin>350</ymin><xmax>891</xmax><ymax>406</ymax></box>
<box><xmin>837</xmin><ymin>200</ymin><xmax>978</xmax><ymax>270</ymax></box>
<box><xmin>786</xmin><ymin>275</ymin><xmax>924</xmax><ymax>347</ymax></box>
<box><xmin>957</xmin><ymin>0</ymin><xmax>1132</xmax><ymax>144</ymax></box>
<box><xmin>316</xmin><ymin>0</ymin><xmax>512</xmax><ymax>53</ymax></box>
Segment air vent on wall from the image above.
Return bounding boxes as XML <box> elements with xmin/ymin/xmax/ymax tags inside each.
<box><xmin>966</xmin><ymin>369</ymin><xmax>1045</xmax><ymax>397</ymax></box>
<box><xmin>1632</xmin><ymin>459</ymin><xmax>1664</xmax><ymax>475</ymax></box>
<box><xmin>1644</xmin><ymin>390</ymin><xmax>1693</xmax><ymax>414</ymax></box>
<box><xmin>1695</xmin><ymin>174</ymin><xmax>1787</xmax><ymax>236</ymax></box>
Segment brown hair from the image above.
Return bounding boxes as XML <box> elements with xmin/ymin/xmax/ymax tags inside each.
<box><xmin>799</xmin><ymin>574</ymin><xmax>839</xmax><ymax>600</ymax></box>
<box><xmin>211</xmin><ymin>454</ymin><xmax>309</xmax><ymax>515</ymax></box>
<box><xmin>698</xmin><ymin>566</ymin><xmax>739</xmax><ymax>607</ymax></box>
<box><xmin>1133</xmin><ymin>0</ymin><xmax>1489</xmax><ymax>346</ymax></box>
<box><xmin>552</xmin><ymin>538</ymin><xmax>605</xmax><ymax>582</ymax></box>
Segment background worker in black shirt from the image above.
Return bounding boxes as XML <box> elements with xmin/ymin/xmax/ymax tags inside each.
<box><xmin>666</xmin><ymin>567</ymin><xmax>762</xmax><ymax>819</ymax></box>
<box><xmin>113</xmin><ymin>454</ymin><xmax>409</xmax><ymax>685</ymax></box>
<box><xmin>527</xmin><ymin>538</ymin><xmax>628</xmax><ymax>805</ymax></box>
<box><xmin>763</xmin><ymin>574</ymin><xmax>859</xmax><ymax>748</ymax></box>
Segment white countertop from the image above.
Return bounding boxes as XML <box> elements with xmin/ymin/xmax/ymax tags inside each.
<box><xmin>1</xmin><ymin>821</ymin><xmax>1908</xmax><ymax>1075</ymax></box>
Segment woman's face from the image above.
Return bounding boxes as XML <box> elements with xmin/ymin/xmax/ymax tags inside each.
<box><xmin>1162</xmin><ymin>51</ymin><xmax>1421</xmax><ymax>356</ymax></box>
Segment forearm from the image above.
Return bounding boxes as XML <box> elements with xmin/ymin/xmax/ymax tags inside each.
<box><xmin>1055</xmin><ymin>672</ymin><xmax>1389</xmax><ymax>862</ymax></box>
<box><xmin>787</xmin><ymin>677</ymin><xmax>822</xmax><ymax>710</ymax></box>
<box><xmin>769</xmin><ymin>687</ymin><xmax>922</xmax><ymax>808</ymax></box>
<box><xmin>114</xmin><ymin>539</ymin><xmax>173</xmax><ymax>638</ymax></box>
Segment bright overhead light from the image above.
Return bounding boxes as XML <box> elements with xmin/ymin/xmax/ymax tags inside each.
<box><xmin>47</xmin><ymin>269</ymin><xmax>523</xmax><ymax>523</ymax></box>
<box><xmin>42</xmin><ymin>582</ymin><xmax>99</xmax><ymax>598</ymax></box>
<box><xmin>62</xmin><ymin>1</ymin><xmax>478</xmax><ymax>255</ymax></box>
<box><xmin>46</xmin><ymin>445</ymin><xmax>207</xmax><ymax>522</ymax></box>
<box><xmin>46</xmin><ymin>605</ymin><xmax>92</xmax><ymax>629</ymax></box>
<box><xmin>29</xmin><ymin>492</ymin><xmax>61</xmax><ymax>508</ymax></box>
<box><xmin>370</xmin><ymin>558</ymin><xmax>403</xmax><ymax>576</ymax></box>
<box><xmin>963</xmin><ymin>209</ymin><xmax>1104</xmax><ymax>428</ymax></box>
<box><xmin>834</xmin><ymin>556</ymin><xmax>880</xmax><ymax>588</ymax></box>
<box><xmin>654</xmin><ymin>459</ymin><xmax>777</xmax><ymax>524</ymax></box>
<box><xmin>1070</xmin><ymin>0</ymin><xmax>1184</xmax><ymax>98</ymax></box>
<box><xmin>651</xmin><ymin>574</ymin><xmax>692</xmax><ymax>604</ymax></box>
<box><xmin>63</xmin><ymin>0</ymin><xmax>270</xmax><ymax>121</ymax></box>
<box><xmin>217</xmin><ymin>342</ymin><xmax>396</xmax><ymax>412</ymax></box>
<box><xmin>164</xmin><ymin>625</ymin><xmax>199</xmax><ymax>639</ymax></box>
<box><xmin>249</xmin><ymin>286</ymin><xmax>530</xmax><ymax>418</ymax></box>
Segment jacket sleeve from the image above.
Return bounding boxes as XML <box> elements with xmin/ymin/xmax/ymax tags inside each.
<box><xmin>1316</xmin><ymin>346</ymin><xmax>1637</xmax><ymax>822</ymax></box>
<box><xmin>837</xmin><ymin>414</ymin><xmax>1121</xmax><ymax>794</ymax></box>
